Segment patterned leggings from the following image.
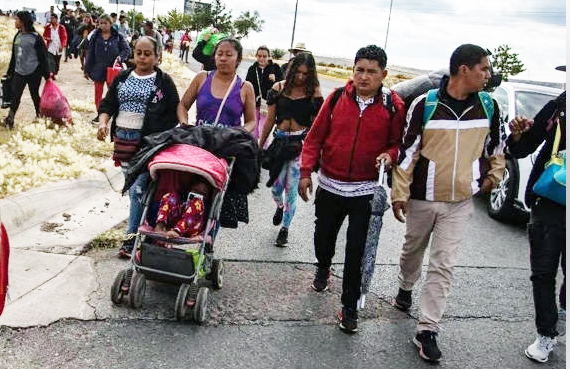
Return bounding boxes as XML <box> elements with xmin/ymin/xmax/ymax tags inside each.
<box><xmin>156</xmin><ymin>192</ymin><xmax>206</xmax><ymax>237</ymax></box>
<box><xmin>271</xmin><ymin>155</ymin><xmax>301</xmax><ymax>228</ymax></box>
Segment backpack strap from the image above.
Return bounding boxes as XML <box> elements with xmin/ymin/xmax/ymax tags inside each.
<box><xmin>423</xmin><ymin>89</ymin><xmax>439</xmax><ymax>125</ymax></box>
<box><xmin>478</xmin><ymin>91</ymin><xmax>494</xmax><ymax>123</ymax></box>
<box><xmin>381</xmin><ymin>87</ymin><xmax>396</xmax><ymax>119</ymax></box>
<box><xmin>329</xmin><ymin>86</ymin><xmax>345</xmax><ymax>117</ymax></box>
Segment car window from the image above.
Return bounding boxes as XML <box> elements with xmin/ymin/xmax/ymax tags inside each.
<box><xmin>492</xmin><ymin>87</ymin><xmax>509</xmax><ymax>121</ymax></box>
<box><xmin>515</xmin><ymin>92</ymin><xmax>556</xmax><ymax>119</ymax></box>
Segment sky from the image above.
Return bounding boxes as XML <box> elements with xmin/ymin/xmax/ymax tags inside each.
<box><xmin>3</xmin><ymin>0</ymin><xmax>567</xmax><ymax>82</ymax></box>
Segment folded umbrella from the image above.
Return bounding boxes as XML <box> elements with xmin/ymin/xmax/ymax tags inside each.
<box><xmin>0</xmin><ymin>222</ymin><xmax>9</xmax><ymax>316</ymax></box>
<box><xmin>358</xmin><ymin>161</ymin><xmax>389</xmax><ymax>309</ymax></box>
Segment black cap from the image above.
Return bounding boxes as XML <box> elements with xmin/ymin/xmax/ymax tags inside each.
<box><xmin>556</xmin><ymin>66</ymin><xmax>566</xmax><ymax>71</ymax></box>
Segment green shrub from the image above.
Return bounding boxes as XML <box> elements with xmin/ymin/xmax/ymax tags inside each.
<box><xmin>271</xmin><ymin>48</ymin><xmax>286</xmax><ymax>60</ymax></box>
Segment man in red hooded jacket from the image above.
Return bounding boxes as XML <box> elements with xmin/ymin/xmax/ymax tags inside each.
<box><xmin>43</xmin><ymin>13</ymin><xmax>68</xmax><ymax>77</ymax></box>
<box><xmin>298</xmin><ymin>44</ymin><xmax>405</xmax><ymax>334</ymax></box>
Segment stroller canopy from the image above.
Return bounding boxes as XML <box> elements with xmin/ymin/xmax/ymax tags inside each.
<box><xmin>148</xmin><ymin>144</ymin><xmax>229</xmax><ymax>190</ymax></box>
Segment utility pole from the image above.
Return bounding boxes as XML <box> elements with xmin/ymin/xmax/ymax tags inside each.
<box><xmin>152</xmin><ymin>0</ymin><xmax>156</xmax><ymax>20</ymax></box>
<box><xmin>290</xmin><ymin>0</ymin><xmax>298</xmax><ymax>49</ymax></box>
<box><xmin>384</xmin><ymin>0</ymin><xmax>393</xmax><ymax>50</ymax></box>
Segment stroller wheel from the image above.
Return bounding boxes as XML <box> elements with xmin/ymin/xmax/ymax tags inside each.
<box><xmin>110</xmin><ymin>269</ymin><xmax>128</xmax><ymax>305</ymax></box>
<box><xmin>193</xmin><ymin>287</ymin><xmax>210</xmax><ymax>324</ymax></box>
<box><xmin>128</xmin><ymin>271</ymin><xmax>146</xmax><ymax>309</ymax></box>
<box><xmin>211</xmin><ymin>259</ymin><xmax>224</xmax><ymax>290</ymax></box>
<box><xmin>175</xmin><ymin>283</ymin><xmax>196</xmax><ymax>321</ymax></box>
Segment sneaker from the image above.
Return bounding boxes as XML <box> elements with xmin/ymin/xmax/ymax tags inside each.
<box><xmin>118</xmin><ymin>238</ymin><xmax>135</xmax><ymax>259</ymax></box>
<box><xmin>413</xmin><ymin>330</ymin><xmax>442</xmax><ymax>362</ymax></box>
<box><xmin>392</xmin><ymin>288</ymin><xmax>412</xmax><ymax>311</ymax></box>
<box><xmin>4</xmin><ymin>111</ymin><xmax>14</xmax><ymax>129</ymax></box>
<box><xmin>275</xmin><ymin>227</ymin><xmax>288</xmax><ymax>247</ymax></box>
<box><xmin>311</xmin><ymin>267</ymin><xmax>330</xmax><ymax>292</ymax></box>
<box><xmin>525</xmin><ymin>335</ymin><xmax>557</xmax><ymax>363</ymax></box>
<box><xmin>272</xmin><ymin>206</ymin><xmax>284</xmax><ymax>226</ymax></box>
<box><xmin>557</xmin><ymin>309</ymin><xmax>566</xmax><ymax>337</ymax></box>
<box><xmin>91</xmin><ymin>116</ymin><xmax>99</xmax><ymax>126</ymax></box>
<box><xmin>337</xmin><ymin>307</ymin><xmax>358</xmax><ymax>333</ymax></box>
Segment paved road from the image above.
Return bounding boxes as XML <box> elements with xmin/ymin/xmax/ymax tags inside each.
<box><xmin>0</xmin><ymin>57</ymin><xmax>565</xmax><ymax>368</ymax></box>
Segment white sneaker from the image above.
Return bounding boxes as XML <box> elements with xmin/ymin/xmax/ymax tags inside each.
<box><xmin>557</xmin><ymin>309</ymin><xmax>566</xmax><ymax>336</ymax></box>
<box><xmin>525</xmin><ymin>335</ymin><xmax>557</xmax><ymax>363</ymax></box>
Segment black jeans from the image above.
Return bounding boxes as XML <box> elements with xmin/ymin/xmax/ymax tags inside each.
<box><xmin>11</xmin><ymin>67</ymin><xmax>42</xmax><ymax>117</ymax></box>
<box><xmin>314</xmin><ymin>187</ymin><xmax>372</xmax><ymax>310</ymax></box>
<box><xmin>528</xmin><ymin>197</ymin><xmax>566</xmax><ymax>338</ymax></box>
<box><xmin>48</xmin><ymin>53</ymin><xmax>62</xmax><ymax>75</ymax></box>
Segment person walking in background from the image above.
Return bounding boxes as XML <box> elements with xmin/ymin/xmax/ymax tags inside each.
<box><xmin>298</xmin><ymin>45</ymin><xmax>405</xmax><ymax>333</ymax></box>
<box><xmin>84</xmin><ymin>14</ymin><xmax>130</xmax><ymax>123</ymax></box>
<box><xmin>390</xmin><ymin>44</ymin><xmax>505</xmax><ymax>362</ymax></box>
<box><xmin>179</xmin><ymin>30</ymin><xmax>191</xmax><ymax>63</ymax></box>
<box><xmin>43</xmin><ymin>13</ymin><xmax>68</xmax><ymax>77</ymax></box>
<box><xmin>117</xmin><ymin>14</ymin><xmax>130</xmax><ymax>40</ymax></box>
<box><xmin>142</xmin><ymin>21</ymin><xmax>163</xmax><ymax>63</ymax></box>
<box><xmin>246</xmin><ymin>45</ymin><xmax>284</xmax><ymax>140</ymax></box>
<box><xmin>259</xmin><ymin>53</ymin><xmax>321</xmax><ymax>246</ymax></box>
<box><xmin>3</xmin><ymin>11</ymin><xmax>50</xmax><ymax>129</ymax></box>
<box><xmin>110</xmin><ymin>13</ymin><xmax>119</xmax><ymax>32</ymax></box>
<box><xmin>507</xmin><ymin>84</ymin><xmax>566</xmax><ymax>363</ymax></box>
<box><xmin>281</xmin><ymin>42</ymin><xmax>310</xmax><ymax>76</ymax></box>
<box><xmin>192</xmin><ymin>28</ymin><xmax>220</xmax><ymax>71</ymax></box>
<box><xmin>96</xmin><ymin>36</ymin><xmax>180</xmax><ymax>257</ymax></box>
<box><xmin>76</xmin><ymin>13</ymin><xmax>95</xmax><ymax>70</ymax></box>
<box><xmin>163</xmin><ymin>29</ymin><xmax>173</xmax><ymax>53</ymax></box>
<box><xmin>61</xmin><ymin>9</ymin><xmax>78</xmax><ymax>62</ymax></box>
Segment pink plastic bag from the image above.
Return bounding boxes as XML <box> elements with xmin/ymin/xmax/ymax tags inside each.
<box><xmin>40</xmin><ymin>78</ymin><xmax>73</xmax><ymax>125</ymax></box>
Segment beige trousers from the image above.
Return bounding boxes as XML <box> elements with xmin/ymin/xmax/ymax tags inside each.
<box><xmin>397</xmin><ymin>198</ymin><xmax>474</xmax><ymax>332</ymax></box>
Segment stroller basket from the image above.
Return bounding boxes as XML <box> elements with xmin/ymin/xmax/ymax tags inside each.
<box><xmin>139</xmin><ymin>242</ymin><xmax>196</xmax><ymax>284</ymax></box>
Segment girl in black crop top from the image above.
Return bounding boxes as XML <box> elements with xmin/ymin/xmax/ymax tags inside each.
<box><xmin>258</xmin><ymin>53</ymin><xmax>323</xmax><ymax>247</ymax></box>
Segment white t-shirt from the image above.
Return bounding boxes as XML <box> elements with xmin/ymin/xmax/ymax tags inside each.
<box><xmin>48</xmin><ymin>25</ymin><xmax>62</xmax><ymax>55</ymax></box>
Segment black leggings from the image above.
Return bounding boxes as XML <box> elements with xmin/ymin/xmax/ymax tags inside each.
<box><xmin>11</xmin><ymin>67</ymin><xmax>43</xmax><ymax>117</ymax></box>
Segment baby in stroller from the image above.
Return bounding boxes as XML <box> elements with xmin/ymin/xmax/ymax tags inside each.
<box><xmin>151</xmin><ymin>171</ymin><xmax>213</xmax><ymax>240</ymax></box>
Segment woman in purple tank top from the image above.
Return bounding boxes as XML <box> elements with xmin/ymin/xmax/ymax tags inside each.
<box><xmin>177</xmin><ymin>38</ymin><xmax>256</xmax><ymax>131</ymax></box>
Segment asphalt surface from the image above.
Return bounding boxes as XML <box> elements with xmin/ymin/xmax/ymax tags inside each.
<box><xmin>0</xmin><ymin>58</ymin><xmax>565</xmax><ymax>368</ymax></box>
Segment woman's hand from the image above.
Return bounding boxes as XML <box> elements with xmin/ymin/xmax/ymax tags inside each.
<box><xmin>97</xmin><ymin>122</ymin><xmax>108</xmax><ymax>141</ymax></box>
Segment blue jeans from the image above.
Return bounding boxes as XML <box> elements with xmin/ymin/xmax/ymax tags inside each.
<box><xmin>116</xmin><ymin>127</ymin><xmax>147</xmax><ymax>235</ymax></box>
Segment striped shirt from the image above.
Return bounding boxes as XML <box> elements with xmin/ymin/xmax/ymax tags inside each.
<box><xmin>317</xmin><ymin>94</ymin><xmax>376</xmax><ymax>197</ymax></box>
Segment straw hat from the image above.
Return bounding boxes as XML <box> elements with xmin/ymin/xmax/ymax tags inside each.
<box><xmin>288</xmin><ymin>42</ymin><xmax>309</xmax><ymax>53</ymax></box>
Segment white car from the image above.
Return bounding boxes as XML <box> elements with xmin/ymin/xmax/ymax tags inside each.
<box><xmin>488</xmin><ymin>82</ymin><xmax>564</xmax><ymax>222</ymax></box>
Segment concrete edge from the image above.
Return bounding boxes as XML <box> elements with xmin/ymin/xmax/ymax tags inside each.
<box><xmin>0</xmin><ymin>162</ymin><xmax>124</xmax><ymax>236</ymax></box>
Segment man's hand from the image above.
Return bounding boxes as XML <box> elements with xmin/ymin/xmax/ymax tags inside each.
<box><xmin>509</xmin><ymin>116</ymin><xmax>533</xmax><ymax>142</ymax></box>
<box><xmin>376</xmin><ymin>152</ymin><xmax>392</xmax><ymax>169</ymax></box>
<box><xmin>298</xmin><ymin>177</ymin><xmax>313</xmax><ymax>202</ymax></box>
<box><xmin>268</xmin><ymin>73</ymin><xmax>276</xmax><ymax>82</ymax></box>
<box><xmin>480</xmin><ymin>177</ymin><xmax>493</xmax><ymax>193</ymax></box>
<box><xmin>392</xmin><ymin>201</ymin><xmax>407</xmax><ymax>223</ymax></box>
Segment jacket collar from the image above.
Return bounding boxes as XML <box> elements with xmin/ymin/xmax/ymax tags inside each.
<box><xmin>438</xmin><ymin>75</ymin><xmax>480</xmax><ymax>105</ymax></box>
<box><xmin>345</xmin><ymin>79</ymin><xmax>385</xmax><ymax>104</ymax></box>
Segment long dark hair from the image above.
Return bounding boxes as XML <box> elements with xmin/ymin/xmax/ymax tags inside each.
<box><xmin>16</xmin><ymin>11</ymin><xmax>36</xmax><ymax>33</ymax></box>
<box><xmin>213</xmin><ymin>37</ymin><xmax>243</xmax><ymax>68</ymax></box>
<box><xmin>283</xmin><ymin>53</ymin><xmax>319</xmax><ymax>98</ymax></box>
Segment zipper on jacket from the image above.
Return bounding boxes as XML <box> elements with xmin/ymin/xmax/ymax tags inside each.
<box><xmin>437</xmin><ymin>102</ymin><xmax>474</xmax><ymax>200</ymax></box>
<box><xmin>347</xmin><ymin>111</ymin><xmax>363</xmax><ymax>178</ymax></box>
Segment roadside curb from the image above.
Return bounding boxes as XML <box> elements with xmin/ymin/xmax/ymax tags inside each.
<box><xmin>0</xmin><ymin>162</ymin><xmax>123</xmax><ymax>237</ymax></box>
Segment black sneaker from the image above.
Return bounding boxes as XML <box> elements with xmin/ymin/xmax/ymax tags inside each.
<box><xmin>118</xmin><ymin>238</ymin><xmax>135</xmax><ymax>259</ymax></box>
<box><xmin>4</xmin><ymin>111</ymin><xmax>14</xmax><ymax>129</ymax></box>
<box><xmin>338</xmin><ymin>307</ymin><xmax>358</xmax><ymax>334</ymax></box>
<box><xmin>311</xmin><ymin>267</ymin><xmax>330</xmax><ymax>292</ymax></box>
<box><xmin>272</xmin><ymin>206</ymin><xmax>284</xmax><ymax>226</ymax></box>
<box><xmin>275</xmin><ymin>227</ymin><xmax>288</xmax><ymax>247</ymax></box>
<box><xmin>413</xmin><ymin>330</ymin><xmax>442</xmax><ymax>362</ymax></box>
<box><xmin>91</xmin><ymin>116</ymin><xmax>99</xmax><ymax>126</ymax></box>
<box><xmin>392</xmin><ymin>288</ymin><xmax>412</xmax><ymax>311</ymax></box>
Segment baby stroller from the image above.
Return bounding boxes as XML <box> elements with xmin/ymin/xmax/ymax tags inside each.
<box><xmin>111</xmin><ymin>144</ymin><xmax>234</xmax><ymax>324</ymax></box>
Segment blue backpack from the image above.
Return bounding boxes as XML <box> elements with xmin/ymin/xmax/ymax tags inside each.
<box><xmin>423</xmin><ymin>89</ymin><xmax>494</xmax><ymax>124</ymax></box>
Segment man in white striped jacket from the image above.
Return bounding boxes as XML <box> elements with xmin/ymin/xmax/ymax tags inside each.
<box><xmin>390</xmin><ymin>44</ymin><xmax>505</xmax><ymax>363</ymax></box>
